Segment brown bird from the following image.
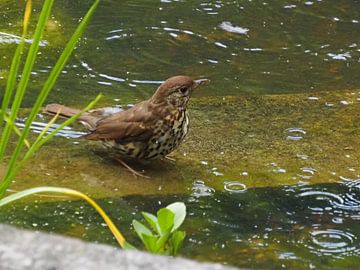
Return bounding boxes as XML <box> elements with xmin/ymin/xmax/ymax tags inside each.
<box><xmin>44</xmin><ymin>75</ymin><xmax>209</xmax><ymax>177</ymax></box>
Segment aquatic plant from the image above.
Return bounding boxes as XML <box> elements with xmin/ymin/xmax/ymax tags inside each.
<box><xmin>133</xmin><ymin>202</ymin><xmax>186</xmax><ymax>255</ymax></box>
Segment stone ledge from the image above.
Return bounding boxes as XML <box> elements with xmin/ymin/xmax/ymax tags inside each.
<box><xmin>0</xmin><ymin>224</ymin><xmax>240</xmax><ymax>270</ymax></box>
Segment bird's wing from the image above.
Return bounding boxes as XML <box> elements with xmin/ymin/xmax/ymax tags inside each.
<box><xmin>84</xmin><ymin>121</ymin><xmax>153</xmax><ymax>142</ymax></box>
<box><xmin>83</xmin><ymin>101</ymin><xmax>159</xmax><ymax>142</ymax></box>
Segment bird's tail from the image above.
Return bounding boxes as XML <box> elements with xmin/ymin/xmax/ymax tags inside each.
<box><xmin>43</xmin><ymin>104</ymin><xmax>98</xmax><ymax>129</ymax></box>
<box><xmin>44</xmin><ymin>104</ymin><xmax>82</xmax><ymax>118</ymax></box>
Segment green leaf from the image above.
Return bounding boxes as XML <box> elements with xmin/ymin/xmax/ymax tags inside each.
<box><xmin>1</xmin><ymin>94</ymin><xmax>102</xmax><ymax>190</ymax></box>
<box><xmin>155</xmin><ymin>232</ymin><xmax>170</xmax><ymax>254</ymax></box>
<box><xmin>157</xmin><ymin>208</ymin><xmax>174</xmax><ymax>235</ymax></box>
<box><xmin>0</xmin><ymin>0</ymin><xmax>100</xmax><ymax>198</ymax></box>
<box><xmin>0</xmin><ymin>0</ymin><xmax>54</xmax><ymax>161</ymax></box>
<box><xmin>142</xmin><ymin>212</ymin><xmax>159</xmax><ymax>234</ymax></box>
<box><xmin>166</xmin><ymin>202</ymin><xmax>186</xmax><ymax>232</ymax></box>
<box><xmin>132</xmin><ymin>220</ymin><xmax>153</xmax><ymax>243</ymax></box>
<box><xmin>170</xmin><ymin>230</ymin><xmax>186</xmax><ymax>256</ymax></box>
<box><xmin>142</xmin><ymin>234</ymin><xmax>158</xmax><ymax>252</ymax></box>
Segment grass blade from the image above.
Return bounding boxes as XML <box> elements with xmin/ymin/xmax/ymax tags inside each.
<box><xmin>0</xmin><ymin>0</ymin><xmax>53</xmax><ymax>160</ymax></box>
<box><xmin>0</xmin><ymin>112</ymin><xmax>31</xmax><ymax>149</ymax></box>
<box><xmin>0</xmin><ymin>0</ymin><xmax>100</xmax><ymax>197</ymax></box>
<box><xmin>0</xmin><ymin>94</ymin><xmax>102</xmax><ymax>194</ymax></box>
<box><xmin>0</xmin><ymin>0</ymin><xmax>33</xmax><ymax>152</ymax></box>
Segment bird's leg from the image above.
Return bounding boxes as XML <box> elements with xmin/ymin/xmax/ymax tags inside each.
<box><xmin>115</xmin><ymin>158</ymin><xmax>150</xmax><ymax>178</ymax></box>
<box><xmin>164</xmin><ymin>155</ymin><xmax>176</xmax><ymax>162</ymax></box>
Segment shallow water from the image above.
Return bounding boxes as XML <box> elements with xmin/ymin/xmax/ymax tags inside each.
<box><xmin>1</xmin><ymin>179</ymin><xmax>359</xmax><ymax>269</ymax></box>
<box><xmin>1</xmin><ymin>0</ymin><xmax>360</xmax><ymax>269</ymax></box>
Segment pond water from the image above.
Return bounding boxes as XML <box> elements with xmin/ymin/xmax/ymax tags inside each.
<box><xmin>1</xmin><ymin>0</ymin><xmax>360</xmax><ymax>269</ymax></box>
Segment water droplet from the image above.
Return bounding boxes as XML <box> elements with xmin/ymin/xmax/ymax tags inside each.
<box><xmin>332</xmin><ymin>217</ymin><xmax>343</xmax><ymax>224</ymax></box>
<box><xmin>340</xmin><ymin>100</ymin><xmax>351</xmax><ymax>105</ymax></box>
<box><xmin>273</xmin><ymin>168</ymin><xmax>287</xmax><ymax>173</ymax></box>
<box><xmin>297</xmin><ymin>154</ymin><xmax>309</xmax><ymax>160</ymax></box>
<box><xmin>325</xmin><ymin>102</ymin><xmax>334</xmax><ymax>107</ymax></box>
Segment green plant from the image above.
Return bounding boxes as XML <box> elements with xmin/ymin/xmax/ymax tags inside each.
<box><xmin>133</xmin><ymin>202</ymin><xmax>187</xmax><ymax>256</ymax></box>
<box><xmin>0</xmin><ymin>0</ymin><xmax>101</xmax><ymax>196</ymax></box>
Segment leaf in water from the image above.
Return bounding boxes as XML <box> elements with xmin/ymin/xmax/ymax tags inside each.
<box><xmin>166</xmin><ymin>202</ymin><xmax>186</xmax><ymax>232</ymax></box>
<box><xmin>157</xmin><ymin>208</ymin><xmax>174</xmax><ymax>235</ymax></box>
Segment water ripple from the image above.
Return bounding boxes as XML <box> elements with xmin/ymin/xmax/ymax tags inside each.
<box><xmin>298</xmin><ymin>179</ymin><xmax>360</xmax><ymax>212</ymax></box>
<box><xmin>297</xmin><ymin>167</ymin><xmax>316</xmax><ymax>180</ymax></box>
<box><xmin>191</xmin><ymin>180</ymin><xmax>215</xmax><ymax>197</ymax></box>
<box><xmin>285</xmin><ymin>127</ymin><xmax>306</xmax><ymax>141</ymax></box>
<box><xmin>306</xmin><ymin>229</ymin><xmax>359</xmax><ymax>257</ymax></box>
<box><xmin>224</xmin><ymin>181</ymin><xmax>247</xmax><ymax>193</ymax></box>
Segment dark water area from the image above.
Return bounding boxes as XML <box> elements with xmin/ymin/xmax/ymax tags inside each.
<box><xmin>1</xmin><ymin>179</ymin><xmax>359</xmax><ymax>269</ymax></box>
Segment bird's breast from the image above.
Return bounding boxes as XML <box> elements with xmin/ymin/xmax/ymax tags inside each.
<box><xmin>103</xmin><ymin>110</ymin><xmax>189</xmax><ymax>160</ymax></box>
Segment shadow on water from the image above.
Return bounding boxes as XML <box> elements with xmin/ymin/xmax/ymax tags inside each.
<box><xmin>1</xmin><ymin>179</ymin><xmax>359</xmax><ymax>270</ymax></box>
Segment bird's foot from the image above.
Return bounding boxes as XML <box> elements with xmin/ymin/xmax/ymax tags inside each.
<box><xmin>115</xmin><ymin>158</ymin><xmax>150</xmax><ymax>178</ymax></box>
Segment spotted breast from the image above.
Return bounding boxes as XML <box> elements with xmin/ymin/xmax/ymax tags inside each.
<box><xmin>106</xmin><ymin>109</ymin><xmax>189</xmax><ymax>160</ymax></box>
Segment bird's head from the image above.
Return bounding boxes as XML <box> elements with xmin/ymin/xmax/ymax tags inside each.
<box><xmin>150</xmin><ymin>75</ymin><xmax>209</xmax><ymax>108</ymax></box>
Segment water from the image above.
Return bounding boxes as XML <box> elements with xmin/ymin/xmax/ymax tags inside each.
<box><xmin>1</xmin><ymin>0</ymin><xmax>360</xmax><ymax>269</ymax></box>
<box><xmin>1</xmin><ymin>179</ymin><xmax>359</xmax><ymax>269</ymax></box>
<box><xmin>1</xmin><ymin>0</ymin><xmax>360</xmax><ymax>103</ymax></box>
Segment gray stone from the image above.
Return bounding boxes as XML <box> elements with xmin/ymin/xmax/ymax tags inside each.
<box><xmin>0</xmin><ymin>224</ymin><xmax>240</xmax><ymax>270</ymax></box>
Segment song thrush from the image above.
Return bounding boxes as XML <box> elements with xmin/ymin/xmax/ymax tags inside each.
<box><xmin>44</xmin><ymin>75</ymin><xmax>209</xmax><ymax>177</ymax></box>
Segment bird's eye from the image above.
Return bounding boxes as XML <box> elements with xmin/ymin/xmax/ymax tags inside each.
<box><xmin>179</xmin><ymin>87</ymin><xmax>188</xmax><ymax>93</ymax></box>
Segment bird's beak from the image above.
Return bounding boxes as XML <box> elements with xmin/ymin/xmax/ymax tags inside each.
<box><xmin>193</xmin><ymin>78</ymin><xmax>210</xmax><ymax>89</ymax></box>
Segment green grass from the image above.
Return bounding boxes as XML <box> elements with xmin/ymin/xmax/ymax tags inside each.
<box><xmin>0</xmin><ymin>0</ymin><xmax>100</xmax><ymax>195</ymax></box>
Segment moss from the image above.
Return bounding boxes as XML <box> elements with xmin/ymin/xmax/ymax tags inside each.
<box><xmin>7</xmin><ymin>88</ymin><xmax>360</xmax><ymax>199</ymax></box>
